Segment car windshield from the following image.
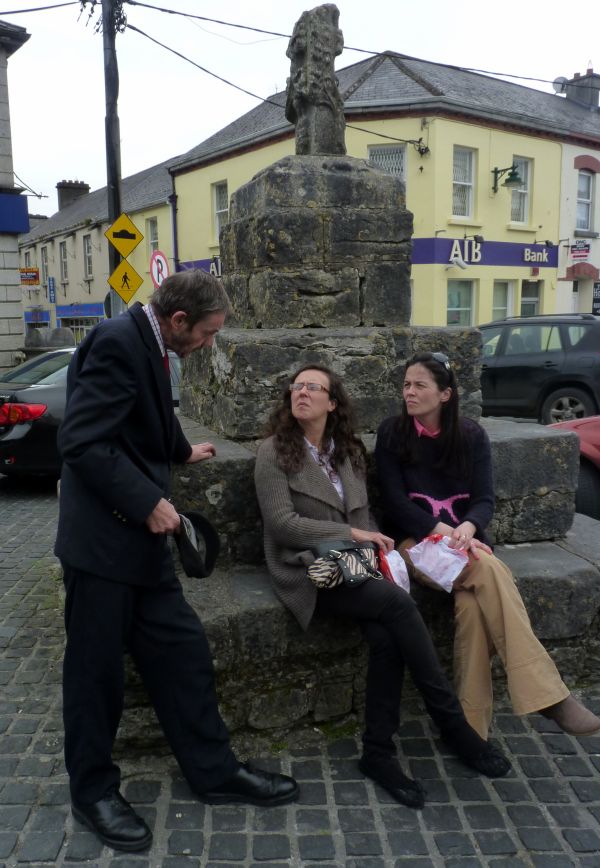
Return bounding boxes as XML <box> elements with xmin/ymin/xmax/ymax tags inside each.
<box><xmin>1</xmin><ymin>352</ymin><xmax>72</xmax><ymax>385</ymax></box>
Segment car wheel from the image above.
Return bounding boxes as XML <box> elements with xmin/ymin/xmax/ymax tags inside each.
<box><xmin>540</xmin><ymin>387</ymin><xmax>595</xmax><ymax>424</ymax></box>
<box><xmin>576</xmin><ymin>460</ymin><xmax>600</xmax><ymax>521</ymax></box>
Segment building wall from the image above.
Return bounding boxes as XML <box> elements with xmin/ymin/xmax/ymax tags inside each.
<box><xmin>20</xmin><ymin>202</ymin><xmax>172</xmax><ymax>342</ymax></box>
<box><xmin>175</xmin><ymin>139</ymin><xmax>294</xmax><ymax>265</ymax></box>
<box><xmin>556</xmin><ymin>144</ymin><xmax>600</xmax><ymax>315</ymax></box>
<box><xmin>0</xmin><ymin>33</ymin><xmax>28</xmax><ymax>370</ymax></box>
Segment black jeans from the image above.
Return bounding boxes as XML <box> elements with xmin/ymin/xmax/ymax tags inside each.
<box><xmin>62</xmin><ymin>560</ymin><xmax>237</xmax><ymax>804</ymax></box>
<box><xmin>316</xmin><ymin>578</ymin><xmax>467</xmax><ymax>757</ymax></box>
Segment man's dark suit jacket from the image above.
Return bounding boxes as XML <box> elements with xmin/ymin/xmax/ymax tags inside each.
<box><xmin>55</xmin><ymin>303</ymin><xmax>191</xmax><ymax>586</ymax></box>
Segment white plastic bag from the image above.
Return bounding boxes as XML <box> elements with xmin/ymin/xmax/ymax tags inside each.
<box><xmin>379</xmin><ymin>549</ymin><xmax>410</xmax><ymax>592</ymax></box>
<box><xmin>407</xmin><ymin>534</ymin><xmax>468</xmax><ymax>593</ymax></box>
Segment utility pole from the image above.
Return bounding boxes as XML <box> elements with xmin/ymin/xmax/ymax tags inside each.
<box><xmin>101</xmin><ymin>0</ymin><xmax>126</xmax><ymax>316</ymax></box>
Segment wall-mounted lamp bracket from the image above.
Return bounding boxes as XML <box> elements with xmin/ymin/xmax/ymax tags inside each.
<box><xmin>491</xmin><ymin>164</ymin><xmax>523</xmax><ymax>193</ymax></box>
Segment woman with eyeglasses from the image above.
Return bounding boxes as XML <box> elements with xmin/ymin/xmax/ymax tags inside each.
<box><xmin>254</xmin><ymin>364</ymin><xmax>511</xmax><ymax>810</ymax></box>
<box><xmin>375</xmin><ymin>351</ymin><xmax>600</xmax><ymax>740</ymax></box>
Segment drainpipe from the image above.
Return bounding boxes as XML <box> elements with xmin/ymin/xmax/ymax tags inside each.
<box><xmin>168</xmin><ymin>177</ymin><xmax>179</xmax><ymax>272</ymax></box>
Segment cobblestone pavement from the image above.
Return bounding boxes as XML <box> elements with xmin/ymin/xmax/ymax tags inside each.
<box><xmin>2</xmin><ymin>475</ymin><xmax>600</xmax><ymax>867</ymax></box>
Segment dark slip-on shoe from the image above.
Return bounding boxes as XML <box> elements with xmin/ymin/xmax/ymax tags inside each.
<box><xmin>201</xmin><ymin>762</ymin><xmax>299</xmax><ymax>806</ymax></box>
<box><xmin>359</xmin><ymin>754</ymin><xmax>425</xmax><ymax>809</ymax></box>
<box><xmin>71</xmin><ymin>787</ymin><xmax>152</xmax><ymax>852</ymax></box>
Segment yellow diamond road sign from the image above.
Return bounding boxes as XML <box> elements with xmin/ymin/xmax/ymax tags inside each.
<box><xmin>108</xmin><ymin>260</ymin><xmax>144</xmax><ymax>304</ymax></box>
<box><xmin>105</xmin><ymin>213</ymin><xmax>143</xmax><ymax>258</ymax></box>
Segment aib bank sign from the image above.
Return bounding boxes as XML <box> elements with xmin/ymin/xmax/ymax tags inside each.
<box><xmin>412</xmin><ymin>238</ymin><xmax>558</xmax><ymax>268</ymax></box>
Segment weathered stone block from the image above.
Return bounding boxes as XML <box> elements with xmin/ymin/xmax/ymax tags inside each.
<box><xmin>247</xmin><ymin>268</ymin><xmax>360</xmax><ymax>327</ymax></box>
<box><xmin>121</xmin><ymin>518</ymin><xmax>600</xmax><ymax>749</ymax></box>
<box><xmin>498</xmin><ymin>542</ymin><xmax>600</xmax><ymax>639</ymax></box>
<box><xmin>220</xmin><ymin>154</ymin><xmax>413</xmax><ymax>326</ymax></box>
<box><xmin>181</xmin><ymin>327</ymin><xmax>402</xmax><ymax>439</ymax></box>
<box><xmin>181</xmin><ymin>326</ymin><xmax>489</xmax><ymax>441</ymax></box>
<box><xmin>228</xmin><ymin>155</ymin><xmax>406</xmax><ymax>216</ymax></box>
<box><xmin>362</xmin><ymin>262</ymin><xmax>412</xmax><ymax>326</ymax></box>
<box><xmin>328</xmin><ymin>209</ymin><xmax>413</xmax><ymax>257</ymax></box>
<box><xmin>483</xmin><ymin>420</ymin><xmax>579</xmax><ymax>543</ymax></box>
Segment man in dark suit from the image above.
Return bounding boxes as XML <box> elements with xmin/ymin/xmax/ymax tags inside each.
<box><xmin>55</xmin><ymin>270</ymin><xmax>298</xmax><ymax>853</ymax></box>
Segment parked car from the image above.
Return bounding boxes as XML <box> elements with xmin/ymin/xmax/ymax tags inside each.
<box><xmin>479</xmin><ymin>313</ymin><xmax>600</xmax><ymax>424</ymax></box>
<box><xmin>550</xmin><ymin>415</ymin><xmax>600</xmax><ymax>520</ymax></box>
<box><xmin>0</xmin><ymin>347</ymin><xmax>181</xmax><ymax>477</ymax></box>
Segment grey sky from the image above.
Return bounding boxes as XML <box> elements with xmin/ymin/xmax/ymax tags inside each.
<box><xmin>3</xmin><ymin>0</ymin><xmax>598</xmax><ymax>217</ymax></box>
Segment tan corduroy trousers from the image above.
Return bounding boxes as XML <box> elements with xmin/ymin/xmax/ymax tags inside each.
<box><xmin>400</xmin><ymin>541</ymin><xmax>570</xmax><ymax>739</ymax></box>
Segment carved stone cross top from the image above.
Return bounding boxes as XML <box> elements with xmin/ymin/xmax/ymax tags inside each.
<box><xmin>285</xmin><ymin>4</ymin><xmax>346</xmax><ymax>156</ymax></box>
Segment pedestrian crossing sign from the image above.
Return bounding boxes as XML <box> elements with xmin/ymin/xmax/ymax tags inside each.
<box><xmin>108</xmin><ymin>260</ymin><xmax>143</xmax><ymax>303</ymax></box>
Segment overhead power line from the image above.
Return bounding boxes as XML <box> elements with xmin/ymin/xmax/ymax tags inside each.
<box><xmin>0</xmin><ymin>2</ymin><xmax>77</xmax><ymax>12</ymax></box>
<box><xmin>126</xmin><ymin>23</ymin><xmax>286</xmax><ymax>106</ymax></box>
<box><xmin>14</xmin><ymin>171</ymin><xmax>47</xmax><ymax>199</ymax></box>
<box><xmin>0</xmin><ymin>0</ymin><xmax>589</xmax><ymax>93</ymax></box>
<box><xmin>128</xmin><ymin>23</ymin><xmax>428</xmax><ymax>151</ymax></box>
<box><xmin>123</xmin><ymin>1</ymin><xmax>588</xmax><ymax>90</ymax></box>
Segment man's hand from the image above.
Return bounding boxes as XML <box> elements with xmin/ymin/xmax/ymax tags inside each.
<box><xmin>186</xmin><ymin>442</ymin><xmax>216</xmax><ymax>464</ymax></box>
<box><xmin>146</xmin><ymin>498</ymin><xmax>181</xmax><ymax>534</ymax></box>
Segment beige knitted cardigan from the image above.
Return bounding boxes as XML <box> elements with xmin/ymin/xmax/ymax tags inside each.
<box><xmin>254</xmin><ymin>436</ymin><xmax>375</xmax><ymax>631</ymax></box>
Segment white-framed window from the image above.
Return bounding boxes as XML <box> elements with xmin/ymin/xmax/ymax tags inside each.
<box><xmin>146</xmin><ymin>216</ymin><xmax>159</xmax><ymax>254</ymax></box>
<box><xmin>83</xmin><ymin>234</ymin><xmax>93</xmax><ymax>279</ymax></box>
<box><xmin>492</xmin><ymin>280</ymin><xmax>513</xmax><ymax>320</ymax></box>
<box><xmin>24</xmin><ymin>250</ymin><xmax>31</xmax><ymax>268</ymax></box>
<box><xmin>520</xmin><ymin>280</ymin><xmax>540</xmax><ymax>316</ymax></box>
<box><xmin>368</xmin><ymin>144</ymin><xmax>406</xmax><ymax>178</ymax></box>
<box><xmin>447</xmin><ymin>279</ymin><xmax>473</xmax><ymax>325</ymax></box>
<box><xmin>59</xmin><ymin>241</ymin><xmax>68</xmax><ymax>283</ymax></box>
<box><xmin>213</xmin><ymin>181</ymin><xmax>229</xmax><ymax>241</ymax></box>
<box><xmin>452</xmin><ymin>147</ymin><xmax>474</xmax><ymax>218</ymax></box>
<box><xmin>510</xmin><ymin>157</ymin><xmax>531</xmax><ymax>223</ymax></box>
<box><xmin>576</xmin><ymin>170</ymin><xmax>593</xmax><ymax>231</ymax></box>
<box><xmin>40</xmin><ymin>246</ymin><xmax>48</xmax><ymax>286</ymax></box>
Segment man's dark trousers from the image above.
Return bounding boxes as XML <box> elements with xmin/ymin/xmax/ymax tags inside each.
<box><xmin>62</xmin><ymin>556</ymin><xmax>238</xmax><ymax>805</ymax></box>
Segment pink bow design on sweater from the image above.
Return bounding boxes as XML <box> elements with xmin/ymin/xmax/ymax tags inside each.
<box><xmin>408</xmin><ymin>492</ymin><xmax>470</xmax><ymax>523</ymax></box>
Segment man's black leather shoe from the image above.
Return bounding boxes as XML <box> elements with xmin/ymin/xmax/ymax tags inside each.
<box><xmin>71</xmin><ymin>788</ymin><xmax>152</xmax><ymax>852</ymax></box>
<box><xmin>202</xmin><ymin>762</ymin><xmax>299</xmax><ymax>806</ymax></box>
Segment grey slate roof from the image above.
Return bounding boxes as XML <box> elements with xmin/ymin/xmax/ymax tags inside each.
<box><xmin>171</xmin><ymin>51</ymin><xmax>600</xmax><ymax>173</ymax></box>
<box><xmin>20</xmin><ymin>157</ymin><xmax>179</xmax><ymax>246</ymax></box>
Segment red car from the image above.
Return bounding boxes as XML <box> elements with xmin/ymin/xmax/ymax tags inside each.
<box><xmin>550</xmin><ymin>415</ymin><xmax>600</xmax><ymax>519</ymax></box>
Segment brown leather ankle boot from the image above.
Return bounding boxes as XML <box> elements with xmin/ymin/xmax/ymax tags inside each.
<box><xmin>540</xmin><ymin>694</ymin><xmax>600</xmax><ymax>736</ymax></box>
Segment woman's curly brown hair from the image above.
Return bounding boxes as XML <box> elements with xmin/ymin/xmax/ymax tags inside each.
<box><xmin>264</xmin><ymin>364</ymin><xmax>367</xmax><ymax>475</ymax></box>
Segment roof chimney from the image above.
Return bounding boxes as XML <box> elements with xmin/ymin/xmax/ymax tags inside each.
<box><xmin>565</xmin><ymin>69</ymin><xmax>600</xmax><ymax>108</ymax></box>
<box><xmin>56</xmin><ymin>180</ymin><xmax>90</xmax><ymax>210</ymax></box>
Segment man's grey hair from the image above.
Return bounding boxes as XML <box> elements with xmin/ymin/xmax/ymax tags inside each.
<box><xmin>150</xmin><ymin>269</ymin><xmax>232</xmax><ymax>326</ymax></box>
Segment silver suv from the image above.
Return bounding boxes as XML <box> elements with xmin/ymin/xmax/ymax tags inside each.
<box><xmin>479</xmin><ymin>314</ymin><xmax>600</xmax><ymax>423</ymax></box>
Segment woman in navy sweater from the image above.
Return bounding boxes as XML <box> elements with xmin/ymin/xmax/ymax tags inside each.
<box><xmin>375</xmin><ymin>351</ymin><xmax>600</xmax><ymax>739</ymax></box>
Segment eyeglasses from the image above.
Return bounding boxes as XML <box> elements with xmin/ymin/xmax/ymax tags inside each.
<box><xmin>431</xmin><ymin>352</ymin><xmax>451</xmax><ymax>371</ymax></box>
<box><xmin>289</xmin><ymin>382</ymin><xmax>330</xmax><ymax>393</ymax></box>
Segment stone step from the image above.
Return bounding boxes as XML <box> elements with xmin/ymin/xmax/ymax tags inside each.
<box><xmin>121</xmin><ymin>515</ymin><xmax>600</xmax><ymax>752</ymax></box>
<box><xmin>172</xmin><ymin>415</ymin><xmax>580</xmax><ymax>566</ymax></box>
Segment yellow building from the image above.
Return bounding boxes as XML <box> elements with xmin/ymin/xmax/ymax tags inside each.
<box><xmin>171</xmin><ymin>53</ymin><xmax>600</xmax><ymax>326</ymax></box>
<box><xmin>18</xmin><ymin>164</ymin><xmax>175</xmax><ymax>342</ymax></box>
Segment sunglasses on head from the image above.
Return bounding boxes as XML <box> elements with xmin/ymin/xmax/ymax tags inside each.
<box><xmin>430</xmin><ymin>352</ymin><xmax>451</xmax><ymax>371</ymax></box>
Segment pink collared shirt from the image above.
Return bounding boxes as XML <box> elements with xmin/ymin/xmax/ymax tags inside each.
<box><xmin>414</xmin><ymin>418</ymin><xmax>440</xmax><ymax>439</ymax></box>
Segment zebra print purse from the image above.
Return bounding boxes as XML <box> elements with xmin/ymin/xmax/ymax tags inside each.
<box><xmin>307</xmin><ymin>540</ymin><xmax>382</xmax><ymax>589</ymax></box>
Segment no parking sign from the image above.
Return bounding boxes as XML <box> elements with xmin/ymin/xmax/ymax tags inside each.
<box><xmin>150</xmin><ymin>250</ymin><xmax>170</xmax><ymax>289</ymax></box>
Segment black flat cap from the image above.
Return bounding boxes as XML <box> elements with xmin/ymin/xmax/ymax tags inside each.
<box><xmin>175</xmin><ymin>511</ymin><xmax>220</xmax><ymax>578</ymax></box>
